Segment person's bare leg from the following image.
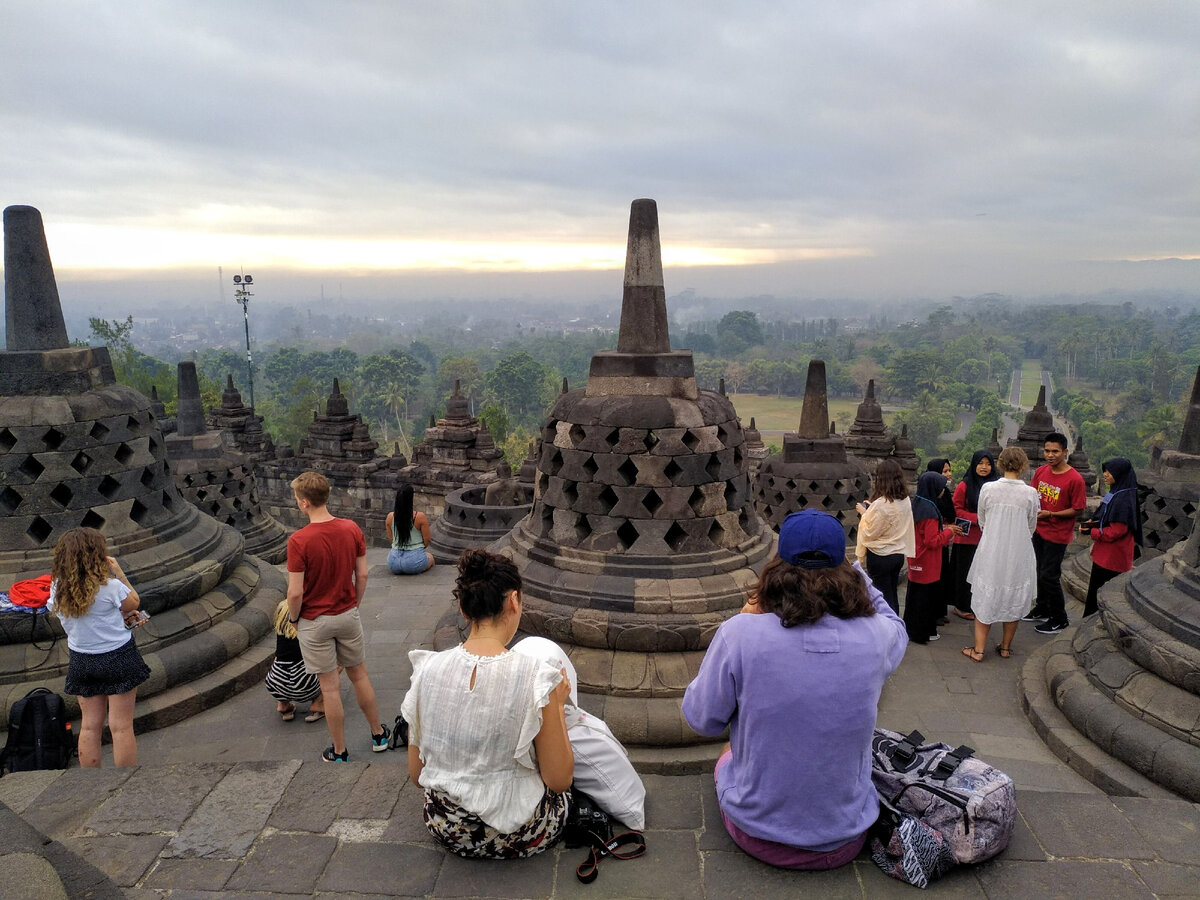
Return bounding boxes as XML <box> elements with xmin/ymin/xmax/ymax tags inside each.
<box><xmin>973</xmin><ymin>620</ymin><xmax>990</xmax><ymax>654</ymax></box>
<box><xmin>1001</xmin><ymin>621</ymin><xmax>1019</xmax><ymax>651</ymax></box>
<box><xmin>345</xmin><ymin>663</ymin><xmax>382</xmax><ymax>735</ymax></box>
<box><xmin>317</xmin><ymin>669</ymin><xmax>346</xmax><ymax>752</ymax></box>
<box><xmin>77</xmin><ymin>694</ymin><xmax>108</xmax><ymax>768</ymax></box>
<box><xmin>107</xmin><ymin>690</ymin><xmax>139</xmax><ymax>767</ymax></box>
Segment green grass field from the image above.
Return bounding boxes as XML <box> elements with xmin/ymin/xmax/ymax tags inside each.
<box><xmin>1019</xmin><ymin>359</ymin><xmax>1044</xmax><ymax>407</ymax></box>
<box><xmin>727</xmin><ymin>393</ymin><xmax>889</xmax><ymax>435</ymax></box>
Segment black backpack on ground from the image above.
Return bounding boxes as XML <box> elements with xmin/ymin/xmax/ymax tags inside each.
<box><xmin>0</xmin><ymin>687</ymin><xmax>76</xmax><ymax>775</ymax></box>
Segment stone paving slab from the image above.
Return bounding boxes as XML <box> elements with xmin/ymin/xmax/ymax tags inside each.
<box><xmin>4</xmin><ymin>551</ymin><xmax>1199</xmax><ymax>897</ymax></box>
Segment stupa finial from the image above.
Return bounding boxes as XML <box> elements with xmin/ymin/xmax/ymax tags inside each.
<box><xmin>616</xmin><ymin>199</ymin><xmax>670</xmax><ymax>354</ymax></box>
<box><xmin>4</xmin><ymin>205</ymin><xmax>69</xmax><ymax>351</ymax></box>
<box><xmin>797</xmin><ymin>360</ymin><xmax>830</xmax><ymax>440</ymax></box>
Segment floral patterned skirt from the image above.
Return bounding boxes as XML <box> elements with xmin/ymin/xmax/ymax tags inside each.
<box><xmin>423</xmin><ymin>787</ymin><xmax>568</xmax><ymax>859</ymax></box>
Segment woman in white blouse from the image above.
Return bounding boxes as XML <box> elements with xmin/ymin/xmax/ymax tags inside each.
<box><xmin>855</xmin><ymin>459</ymin><xmax>916</xmax><ymax>613</ymax></box>
<box><xmin>401</xmin><ymin>549</ymin><xmax>573</xmax><ymax>858</ymax></box>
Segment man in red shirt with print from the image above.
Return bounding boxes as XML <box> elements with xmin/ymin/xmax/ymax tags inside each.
<box><xmin>1027</xmin><ymin>433</ymin><xmax>1087</xmax><ymax>634</ymax></box>
<box><xmin>286</xmin><ymin>471</ymin><xmax>389</xmax><ymax>762</ymax></box>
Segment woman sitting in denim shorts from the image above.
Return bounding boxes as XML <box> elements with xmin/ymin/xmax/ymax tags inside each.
<box><xmin>386</xmin><ymin>484</ymin><xmax>434</xmax><ymax>575</ymax></box>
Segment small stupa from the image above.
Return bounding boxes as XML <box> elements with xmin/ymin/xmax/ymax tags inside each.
<box><xmin>754</xmin><ymin>360</ymin><xmax>870</xmax><ymax>543</ymax></box>
<box><xmin>208</xmin><ymin>373</ymin><xmax>274</xmax><ymax>461</ymax></box>
<box><xmin>1006</xmin><ymin>384</ymin><xmax>1056</xmax><ymax>468</ymax></box>
<box><xmin>845</xmin><ymin>379</ymin><xmax>892</xmax><ymax>471</ymax></box>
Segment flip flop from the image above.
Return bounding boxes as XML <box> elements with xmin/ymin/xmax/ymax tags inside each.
<box><xmin>305</xmin><ymin>710</ymin><xmax>325</xmax><ymax>723</ymax></box>
<box><xmin>279</xmin><ymin>703</ymin><xmax>295</xmax><ymax>722</ymax></box>
<box><xmin>951</xmin><ymin>610</ymin><xmax>976</xmax><ymax>621</ymax></box>
<box><xmin>961</xmin><ymin>647</ymin><xmax>984</xmax><ymax>662</ymax></box>
<box><xmin>995</xmin><ymin>644</ymin><xmax>1013</xmax><ymax>659</ymax></box>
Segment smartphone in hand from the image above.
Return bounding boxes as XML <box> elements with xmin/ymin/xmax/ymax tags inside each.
<box><xmin>954</xmin><ymin>517</ymin><xmax>972</xmax><ymax>535</ymax></box>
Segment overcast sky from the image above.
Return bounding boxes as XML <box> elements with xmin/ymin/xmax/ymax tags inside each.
<box><xmin>3</xmin><ymin>1</ymin><xmax>1199</xmax><ymax>304</ymax></box>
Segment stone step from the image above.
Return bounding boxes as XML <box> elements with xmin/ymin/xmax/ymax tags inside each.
<box><xmin>1097</xmin><ymin>584</ymin><xmax>1200</xmax><ymax>696</ymax></box>
<box><xmin>1020</xmin><ymin>628</ymin><xmax>1200</xmax><ymax>801</ymax></box>
<box><xmin>1072</xmin><ymin>619</ymin><xmax>1200</xmax><ymax>749</ymax></box>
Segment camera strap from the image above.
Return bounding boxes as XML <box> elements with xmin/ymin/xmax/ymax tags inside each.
<box><xmin>575</xmin><ymin>830</ymin><xmax>646</xmax><ymax>884</ymax></box>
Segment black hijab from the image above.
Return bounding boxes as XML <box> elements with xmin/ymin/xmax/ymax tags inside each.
<box><xmin>962</xmin><ymin>450</ymin><xmax>999</xmax><ymax>512</ymax></box>
<box><xmin>1096</xmin><ymin>457</ymin><xmax>1143</xmax><ymax>546</ymax></box>
<box><xmin>926</xmin><ymin>457</ymin><xmax>956</xmax><ymax>522</ymax></box>
<box><xmin>913</xmin><ymin>472</ymin><xmax>947</xmax><ymax>525</ymax></box>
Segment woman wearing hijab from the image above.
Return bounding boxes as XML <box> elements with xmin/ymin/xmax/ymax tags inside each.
<box><xmin>1080</xmin><ymin>458</ymin><xmax>1142</xmax><ymax>617</ymax></box>
<box><xmin>904</xmin><ymin>471</ymin><xmax>963</xmax><ymax>644</ymax></box>
<box><xmin>951</xmin><ymin>450</ymin><xmax>999</xmax><ymax>621</ymax></box>
<box><xmin>926</xmin><ymin>458</ymin><xmax>958</xmax><ymax>625</ymax></box>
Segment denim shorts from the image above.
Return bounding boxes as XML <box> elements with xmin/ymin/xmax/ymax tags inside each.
<box><xmin>388</xmin><ymin>548</ymin><xmax>430</xmax><ymax>575</ymax></box>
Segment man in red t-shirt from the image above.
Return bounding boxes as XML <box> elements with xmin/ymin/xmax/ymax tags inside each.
<box><xmin>286</xmin><ymin>471</ymin><xmax>389</xmax><ymax>762</ymax></box>
<box><xmin>1027</xmin><ymin>433</ymin><xmax>1086</xmax><ymax>634</ymax></box>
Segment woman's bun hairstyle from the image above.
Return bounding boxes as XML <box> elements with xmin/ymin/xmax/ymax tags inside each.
<box><xmin>454</xmin><ymin>548</ymin><xmax>522</xmax><ymax>621</ymax></box>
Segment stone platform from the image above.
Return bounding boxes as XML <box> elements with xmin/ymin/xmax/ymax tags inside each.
<box><xmin>1</xmin><ymin>553</ymin><xmax>1198</xmax><ymax>898</ymax></box>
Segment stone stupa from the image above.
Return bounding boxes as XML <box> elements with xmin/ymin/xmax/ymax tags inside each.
<box><xmin>1022</xmin><ymin>508</ymin><xmax>1200</xmax><ymax>802</ymax></box>
<box><xmin>0</xmin><ymin>205</ymin><xmax>285</xmax><ymax>729</ymax></box>
<box><xmin>845</xmin><ymin>379</ymin><xmax>892</xmax><ymax>472</ymax></box>
<box><xmin>1138</xmin><ymin>366</ymin><xmax>1200</xmax><ymax>558</ymax></box>
<box><xmin>208</xmin><ymin>373</ymin><xmax>274</xmax><ymax>462</ymax></box>
<box><xmin>485</xmin><ymin>200</ymin><xmax>774</xmax><ymax>770</ymax></box>
<box><xmin>165</xmin><ymin>361</ymin><xmax>290</xmax><ymax>564</ymax></box>
<box><xmin>754</xmin><ymin>360</ymin><xmax>870</xmax><ymax>544</ymax></box>
<box><xmin>1007</xmin><ymin>384</ymin><xmax>1055</xmax><ymax>468</ymax></box>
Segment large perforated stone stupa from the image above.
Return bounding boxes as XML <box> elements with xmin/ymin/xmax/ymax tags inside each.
<box><xmin>493</xmin><ymin>200</ymin><xmax>774</xmax><ymax>768</ymax></box>
<box><xmin>1138</xmin><ymin>366</ymin><xmax>1200</xmax><ymax>559</ymax></box>
<box><xmin>165</xmin><ymin>362</ymin><xmax>290</xmax><ymax>564</ymax></box>
<box><xmin>754</xmin><ymin>360</ymin><xmax>870</xmax><ymax>544</ymax></box>
<box><xmin>1022</xmin><ymin>508</ymin><xmax>1200</xmax><ymax>802</ymax></box>
<box><xmin>0</xmin><ymin>205</ymin><xmax>285</xmax><ymax>729</ymax></box>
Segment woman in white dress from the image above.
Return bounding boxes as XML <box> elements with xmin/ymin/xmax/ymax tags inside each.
<box><xmin>963</xmin><ymin>447</ymin><xmax>1040</xmax><ymax>662</ymax></box>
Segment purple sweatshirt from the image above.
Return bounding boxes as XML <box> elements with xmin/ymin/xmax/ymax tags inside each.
<box><xmin>682</xmin><ymin>564</ymin><xmax>907</xmax><ymax>851</ymax></box>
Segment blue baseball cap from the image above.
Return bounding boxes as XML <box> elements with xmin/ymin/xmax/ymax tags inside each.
<box><xmin>777</xmin><ymin>509</ymin><xmax>846</xmax><ymax>569</ymax></box>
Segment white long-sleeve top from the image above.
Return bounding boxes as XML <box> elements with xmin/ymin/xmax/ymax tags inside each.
<box><xmin>401</xmin><ymin>646</ymin><xmax>562</xmax><ymax>833</ymax></box>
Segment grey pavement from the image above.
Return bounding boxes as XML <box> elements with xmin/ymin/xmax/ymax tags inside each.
<box><xmin>2</xmin><ymin>548</ymin><xmax>1198</xmax><ymax>898</ymax></box>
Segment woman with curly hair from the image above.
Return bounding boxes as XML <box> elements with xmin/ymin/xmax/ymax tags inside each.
<box><xmin>684</xmin><ymin>509</ymin><xmax>907</xmax><ymax>869</ymax></box>
<box><xmin>400</xmin><ymin>549</ymin><xmax>573</xmax><ymax>858</ymax></box>
<box><xmin>46</xmin><ymin>528</ymin><xmax>151</xmax><ymax>767</ymax></box>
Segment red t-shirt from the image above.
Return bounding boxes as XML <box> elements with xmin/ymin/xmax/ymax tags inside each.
<box><xmin>286</xmin><ymin>517</ymin><xmax>366</xmax><ymax>619</ymax></box>
<box><xmin>906</xmin><ymin>518</ymin><xmax>956</xmax><ymax>584</ymax></box>
<box><xmin>1032</xmin><ymin>465</ymin><xmax>1086</xmax><ymax>545</ymax></box>
<box><xmin>1091</xmin><ymin>522</ymin><xmax>1134</xmax><ymax>573</ymax></box>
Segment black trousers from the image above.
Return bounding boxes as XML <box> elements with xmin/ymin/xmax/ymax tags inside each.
<box><xmin>952</xmin><ymin>544</ymin><xmax>978</xmax><ymax>614</ymax></box>
<box><xmin>1033</xmin><ymin>534</ymin><xmax>1069</xmax><ymax>625</ymax></box>
<box><xmin>866</xmin><ymin>550</ymin><xmax>905</xmax><ymax>614</ymax></box>
<box><xmin>903</xmin><ymin>580</ymin><xmax>939</xmax><ymax>643</ymax></box>
<box><xmin>1083</xmin><ymin>562</ymin><xmax>1121</xmax><ymax>618</ymax></box>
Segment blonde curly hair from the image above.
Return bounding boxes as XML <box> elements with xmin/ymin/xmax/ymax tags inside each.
<box><xmin>50</xmin><ymin>528</ymin><xmax>109</xmax><ymax>619</ymax></box>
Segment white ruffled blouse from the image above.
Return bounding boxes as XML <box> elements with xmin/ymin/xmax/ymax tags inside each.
<box><xmin>401</xmin><ymin>646</ymin><xmax>562</xmax><ymax>833</ymax></box>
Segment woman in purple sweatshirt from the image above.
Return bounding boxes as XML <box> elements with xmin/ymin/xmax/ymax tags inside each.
<box><xmin>683</xmin><ymin>509</ymin><xmax>907</xmax><ymax>869</ymax></box>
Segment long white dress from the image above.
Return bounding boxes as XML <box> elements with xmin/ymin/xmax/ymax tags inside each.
<box><xmin>967</xmin><ymin>477</ymin><xmax>1040</xmax><ymax>624</ymax></box>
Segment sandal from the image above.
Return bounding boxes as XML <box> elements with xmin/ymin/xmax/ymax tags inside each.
<box><xmin>278</xmin><ymin>703</ymin><xmax>295</xmax><ymax>722</ymax></box>
<box><xmin>961</xmin><ymin>647</ymin><xmax>984</xmax><ymax>663</ymax></box>
<box><xmin>951</xmin><ymin>610</ymin><xmax>976</xmax><ymax>621</ymax></box>
<box><xmin>305</xmin><ymin>709</ymin><xmax>325</xmax><ymax>723</ymax></box>
<box><xmin>995</xmin><ymin>644</ymin><xmax>1013</xmax><ymax>659</ymax></box>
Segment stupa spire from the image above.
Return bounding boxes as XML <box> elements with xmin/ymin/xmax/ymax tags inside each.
<box><xmin>797</xmin><ymin>360</ymin><xmax>830</xmax><ymax>439</ymax></box>
<box><xmin>616</xmin><ymin>199</ymin><xmax>669</xmax><ymax>353</ymax></box>
<box><xmin>4</xmin><ymin>205</ymin><xmax>68</xmax><ymax>351</ymax></box>
<box><xmin>176</xmin><ymin>362</ymin><xmax>206</xmax><ymax>436</ymax></box>
<box><xmin>1180</xmin><ymin>365</ymin><xmax>1200</xmax><ymax>455</ymax></box>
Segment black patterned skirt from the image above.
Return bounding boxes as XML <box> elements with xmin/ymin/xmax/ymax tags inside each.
<box><xmin>423</xmin><ymin>787</ymin><xmax>568</xmax><ymax>859</ymax></box>
<box><xmin>65</xmin><ymin>638</ymin><xmax>151</xmax><ymax>698</ymax></box>
<box><xmin>264</xmin><ymin>659</ymin><xmax>321</xmax><ymax>703</ymax></box>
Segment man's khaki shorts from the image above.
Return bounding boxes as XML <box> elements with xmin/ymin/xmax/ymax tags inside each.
<box><xmin>297</xmin><ymin>607</ymin><xmax>365</xmax><ymax>675</ymax></box>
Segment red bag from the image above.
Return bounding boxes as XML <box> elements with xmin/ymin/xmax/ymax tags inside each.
<box><xmin>9</xmin><ymin>574</ymin><xmax>52</xmax><ymax>609</ymax></box>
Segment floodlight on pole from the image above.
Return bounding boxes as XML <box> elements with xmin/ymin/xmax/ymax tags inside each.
<box><xmin>232</xmin><ymin>271</ymin><xmax>256</xmax><ymax>409</ymax></box>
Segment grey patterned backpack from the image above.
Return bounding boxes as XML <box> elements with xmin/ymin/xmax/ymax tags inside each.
<box><xmin>871</xmin><ymin>728</ymin><xmax>1015</xmax><ymax>865</ymax></box>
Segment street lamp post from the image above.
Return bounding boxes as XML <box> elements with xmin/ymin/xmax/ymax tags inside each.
<box><xmin>232</xmin><ymin>272</ymin><xmax>255</xmax><ymax>410</ymax></box>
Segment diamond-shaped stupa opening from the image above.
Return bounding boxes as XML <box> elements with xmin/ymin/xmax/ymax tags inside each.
<box><xmin>49</xmin><ymin>483</ymin><xmax>73</xmax><ymax>508</ymax></box>
<box><xmin>19</xmin><ymin>455</ymin><xmax>45</xmax><ymax>480</ymax></box>
<box><xmin>616</xmin><ymin>458</ymin><xmax>638</xmax><ymax>486</ymax></box>
<box><xmin>616</xmin><ymin>519</ymin><xmax>639</xmax><ymax>550</ymax></box>
<box><xmin>682</xmin><ymin>430</ymin><xmax>699</xmax><ymax>451</ymax></box>
<box><xmin>89</xmin><ymin>421</ymin><xmax>110</xmax><ymax>441</ymax></box>
<box><xmin>41</xmin><ymin>427</ymin><xmax>65</xmax><ymax>450</ymax></box>
<box><xmin>70</xmin><ymin>451</ymin><xmax>93</xmax><ymax>474</ymax></box>
<box><xmin>27</xmin><ymin>516</ymin><xmax>54</xmax><ymax>545</ymax></box>
<box><xmin>643</xmin><ymin>488</ymin><xmax>664</xmax><ymax>515</ymax></box>
<box><xmin>663</xmin><ymin>459</ymin><xmax>682</xmax><ymax>482</ymax></box>
<box><xmin>0</xmin><ymin>486</ymin><xmax>23</xmax><ymax>515</ymax></box>
<box><xmin>583</xmin><ymin>454</ymin><xmax>599</xmax><ymax>477</ymax></box>
<box><xmin>0</xmin><ymin>428</ymin><xmax>16</xmax><ymax>452</ymax></box>
<box><xmin>663</xmin><ymin>521</ymin><xmax>688</xmax><ymax>551</ymax></box>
